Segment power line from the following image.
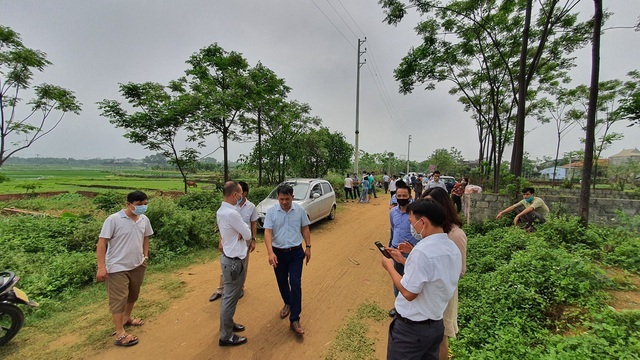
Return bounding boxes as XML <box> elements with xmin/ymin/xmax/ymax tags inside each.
<box><xmin>309</xmin><ymin>0</ymin><xmax>356</xmax><ymax>50</ymax></box>
<box><xmin>324</xmin><ymin>0</ymin><xmax>359</xmax><ymax>39</ymax></box>
<box><xmin>336</xmin><ymin>0</ymin><xmax>366</xmax><ymax>37</ymax></box>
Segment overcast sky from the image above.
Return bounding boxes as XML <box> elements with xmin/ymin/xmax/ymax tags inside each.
<box><xmin>2</xmin><ymin>0</ymin><xmax>639</xmax><ymax>165</ymax></box>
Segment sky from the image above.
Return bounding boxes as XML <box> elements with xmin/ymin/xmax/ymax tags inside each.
<box><xmin>2</xmin><ymin>0</ymin><xmax>639</xmax><ymax>166</ymax></box>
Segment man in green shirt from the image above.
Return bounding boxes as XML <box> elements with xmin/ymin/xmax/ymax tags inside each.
<box><xmin>496</xmin><ymin>187</ymin><xmax>549</xmax><ymax>231</ymax></box>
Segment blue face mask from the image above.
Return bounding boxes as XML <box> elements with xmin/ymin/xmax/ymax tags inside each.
<box><xmin>236</xmin><ymin>194</ymin><xmax>243</xmax><ymax>206</ymax></box>
<box><xmin>524</xmin><ymin>195</ymin><xmax>534</xmax><ymax>203</ymax></box>
<box><xmin>133</xmin><ymin>204</ymin><xmax>148</xmax><ymax>215</ymax></box>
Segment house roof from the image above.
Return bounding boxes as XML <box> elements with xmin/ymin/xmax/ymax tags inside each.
<box><xmin>562</xmin><ymin>159</ymin><xmax>608</xmax><ymax>168</ymax></box>
<box><xmin>609</xmin><ymin>148</ymin><xmax>640</xmax><ymax>158</ymax></box>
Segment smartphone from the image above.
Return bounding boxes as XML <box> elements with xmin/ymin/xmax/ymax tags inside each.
<box><xmin>374</xmin><ymin>241</ymin><xmax>391</xmax><ymax>258</ymax></box>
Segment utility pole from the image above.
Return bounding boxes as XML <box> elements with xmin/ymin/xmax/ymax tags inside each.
<box><xmin>406</xmin><ymin>135</ymin><xmax>411</xmax><ymax>174</ymax></box>
<box><xmin>354</xmin><ymin>38</ymin><xmax>366</xmax><ymax>176</ymax></box>
<box><xmin>387</xmin><ymin>152</ymin><xmax>394</xmax><ymax>176</ymax></box>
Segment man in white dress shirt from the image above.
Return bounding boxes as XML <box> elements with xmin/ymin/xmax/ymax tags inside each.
<box><xmin>217</xmin><ymin>181</ymin><xmax>252</xmax><ymax>346</ymax></box>
<box><xmin>381</xmin><ymin>199</ymin><xmax>461</xmax><ymax>359</ymax></box>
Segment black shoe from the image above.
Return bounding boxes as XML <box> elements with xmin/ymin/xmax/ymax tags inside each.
<box><xmin>239</xmin><ymin>290</ymin><xmax>244</xmax><ymax>299</ymax></box>
<box><xmin>388</xmin><ymin>308</ymin><xmax>397</xmax><ymax>318</ymax></box>
<box><xmin>233</xmin><ymin>323</ymin><xmax>245</xmax><ymax>332</ymax></box>
<box><xmin>209</xmin><ymin>292</ymin><xmax>222</xmax><ymax>302</ymax></box>
<box><xmin>219</xmin><ymin>334</ymin><xmax>247</xmax><ymax>346</ymax></box>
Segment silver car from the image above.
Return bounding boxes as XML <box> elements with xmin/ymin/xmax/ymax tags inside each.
<box><xmin>256</xmin><ymin>178</ymin><xmax>337</xmax><ymax>228</ymax></box>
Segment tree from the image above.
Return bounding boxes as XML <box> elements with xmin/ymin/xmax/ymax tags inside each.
<box><xmin>98</xmin><ymin>81</ymin><xmax>201</xmax><ymax>193</ymax></box>
<box><xmin>289</xmin><ymin>128</ymin><xmax>353</xmax><ymax>178</ymax></box>
<box><xmin>617</xmin><ymin>70</ymin><xmax>640</xmax><ymax>125</ymax></box>
<box><xmin>579</xmin><ymin>0</ymin><xmax>602</xmax><ymax>226</ymax></box>
<box><xmin>608</xmin><ymin>160</ymin><xmax>640</xmax><ymax>191</ymax></box>
<box><xmin>379</xmin><ymin>0</ymin><xmax>592</xmax><ymax>188</ymax></box>
<box><xmin>423</xmin><ymin>147</ymin><xmax>465</xmax><ymax>175</ymax></box>
<box><xmin>0</xmin><ymin>26</ymin><xmax>82</xmax><ymax>167</ymax></box>
<box><xmin>185</xmin><ymin>44</ymin><xmax>253</xmax><ymax>182</ymax></box>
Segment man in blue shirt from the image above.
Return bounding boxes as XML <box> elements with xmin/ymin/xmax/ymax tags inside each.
<box><xmin>264</xmin><ymin>184</ymin><xmax>312</xmax><ymax>336</ymax></box>
<box><xmin>388</xmin><ymin>184</ymin><xmax>416</xmax><ymax>317</ymax></box>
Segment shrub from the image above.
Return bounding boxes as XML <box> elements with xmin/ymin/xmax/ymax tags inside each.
<box><xmin>93</xmin><ymin>190</ymin><xmax>124</xmax><ymax>212</ymax></box>
<box><xmin>177</xmin><ymin>190</ymin><xmax>221</xmax><ymax>211</ymax></box>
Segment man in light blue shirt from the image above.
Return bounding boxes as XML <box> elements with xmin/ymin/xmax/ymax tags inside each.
<box><xmin>264</xmin><ymin>184</ymin><xmax>312</xmax><ymax>336</ymax></box>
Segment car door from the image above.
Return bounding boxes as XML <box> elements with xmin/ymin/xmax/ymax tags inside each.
<box><xmin>320</xmin><ymin>182</ymin><xmax>334</xmax><ymax>217</ymax></box>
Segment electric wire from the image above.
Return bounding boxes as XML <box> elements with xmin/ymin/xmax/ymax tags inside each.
<box><xmin>324</xmin><ymin>0</ymin><xmax>359</xmax><ymax>39</ymax></box>
<box><xmin>308</xmin><ymin>0</ymin><xmax>357</xmax><ymax>50</ymax></box>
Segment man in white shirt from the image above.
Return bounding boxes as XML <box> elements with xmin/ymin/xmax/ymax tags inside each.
<box><xmin>425</xmin><ymin>171</ymin><xmax>447</xmax><ymax>192</ymax></box>
<box><xmin>344</xmin><ymin>173</ymin><xmax>354</xmax><ymax>201</ymax></box>
<box><xmin>381</xmin><ymin>199</ymin><xmax>461</xmax><ymax>359</ymax></box>
<box><xmin>217</xmin><ymin>181</ymin><xmax>252</xmax><ymax>346</ymax></box>
<box><xmin>210</xmin><ymin>181</ymin><xmax>258</xmax><ymax>302</ymax></box>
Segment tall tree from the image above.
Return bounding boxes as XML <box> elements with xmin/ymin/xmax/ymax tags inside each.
<box><xmin>289</xmin><ymin>127</ymin><xmax>353</xmax><ymax>178</ymax></box>
<box><xmin>185</xmin><ymin>44</ymin><xmax>253</xmax><ymax>182</ymax></box>
<box><xmin>379</xmin><ymin>0</ymin><xmax>591</xmax><ymax>187</ymax></box>
<box><xmin>0</xmin><ymin>26</ymin><xmax>82</xmax><ymax>166</ymax></box>
<box><xmin>617</xmin><ymin>70</ymin><xmax>640</xmax><ymax>125</ymax></box>
<box><xmin>579</xmin><ymin>0</ymin><xmax>602</xmax><ymax>226</ymax></box>
<box><xmin>98</xmin><ymin>81</ymin><xmax>201</xmax><ymax>193</ymax></box>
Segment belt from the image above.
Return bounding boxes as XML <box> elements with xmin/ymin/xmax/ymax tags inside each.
<box><xmin>223</xmin><ymin>254</ymin><xmax>243</xmax><ymax>261</ymax></box>
<box><xmin>394</xmin><ymin>314</ymin><xmax>440</xmax><ymax>325</ymax></box>
<box><xmin>272</xmin><ymin>245</ymin><xmax>302</xmax><ymax>252</ymax></box>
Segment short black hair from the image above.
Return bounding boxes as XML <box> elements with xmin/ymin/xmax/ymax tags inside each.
<box><xmin>223</xmin><ymin>181</ymin><xmax>240</xmax><ymax>197</ymax></box>
<box><xmin>407</xmin><ymin>198</ymin><xmax>446</xmax><ymax>228</ymax></box>
<box><xmin>395</xmin><ymin>179</ymin><xmax>407</xmax><ymax>188</ymax></box>
<box><xmin>522</xmin><ymin>187</ymin><xmax>535</xmax><ymax>194</ymax></box>
<box><xmin>127</xmin><ymin>191</ymin><xmax>148</xmax><ymax>203</ymax></box>
<box><xmin>238</xmin><ymin>181</ymin><xmax>249</xmax><ymax>195</ymax></box>
<box><xmin>395</xmin><ymin>185</ymin><xmax>412</xmax><ymax>196</ymax></box>
<box><xmin>433</xmin><ymin>171</ymin><xmax>441</xmax><ymax>175</ymax></box>
<box><xmin>276</xmin><ymin>184</ymin><xmax>294</xmax><ymax>196</ymax></box>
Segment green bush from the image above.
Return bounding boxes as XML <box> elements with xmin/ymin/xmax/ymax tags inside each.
<box><xmin>248</xmin><ymin>186</ymin><xmax>273</xmax><ymax>204</ymax></box>
<box><xmin>93</xmin><ymin>190</ymin><xmax>124</xmax><ymax>212</ymax></box>
<box><xmin>177</xmin><ymin>189</ymin><xmax>221</xmax><ymax>211</ymax></box>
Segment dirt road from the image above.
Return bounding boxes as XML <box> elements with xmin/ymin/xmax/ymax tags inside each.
<box><xmin>91</xmin><ymin>195</ymin><xmax>395</xmax><ymax>360</ymax></box>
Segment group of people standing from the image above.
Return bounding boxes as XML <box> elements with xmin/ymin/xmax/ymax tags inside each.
<box><xmin>381</xmin><ymin>179</ymin><xmax>467</xmax><ymax>359</ymax></box>
<box><xmin>343</xmin><ymin>171</ymin><xmax>382</xmax><ymax>203</ymax></box>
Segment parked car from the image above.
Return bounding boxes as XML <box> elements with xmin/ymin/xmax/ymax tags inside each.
<box><xmin>256</xmin><ymin>178</ymin><xmax>337</xmax><ymax>228</ymax></box>
<box><xmin>440</xmin><ymin>176</ymin><xmax>456</xmax><ymax>193</ymax></box>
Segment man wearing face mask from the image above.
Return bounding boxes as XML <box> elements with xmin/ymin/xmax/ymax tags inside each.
<box><xmin>96</xmin><ymin>191</ymin><xmax>153</xmax><ymax>347</ymax></box>
<box><xmin>387</xmin><ymin>184</ymin><xmax>415</xmax><ymax>318</ymax></box>
<box><xmin>496</xmin><ymin>187</ymin><xmax>549</xmax><ymax>231</ymax></box>
<box><xmin>216</xmin><ymin>181</ymin><xmax>253</xmax><ymax>346</ymax></box>
<box><xmin>381</xmin><ymin>199</ymin><xmax>462</xmax><ymax>359</ymax></box>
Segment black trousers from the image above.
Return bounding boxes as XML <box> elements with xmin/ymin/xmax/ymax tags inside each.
<box><xmin>387</xmin><ymin>317</ymin><xmax>444</xmax><ymax>360</ymax></box>
<box><xmin>514</xmin><ymin>205</ymin><xmax>546</xmax><ymax>226</ymax></box>
<box><xmin>451</xmin><ymin>194</ymin><xmax>462</xmax><ymax>213</ymax></box>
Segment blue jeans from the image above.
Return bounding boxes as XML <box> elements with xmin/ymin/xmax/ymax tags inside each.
<box><xmin>273</xmin><ymin>246</ymin><xmax>305</xmax><ymax>322</ymax></box>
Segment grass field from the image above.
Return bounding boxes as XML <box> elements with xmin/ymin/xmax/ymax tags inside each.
<box><xmin>0</xmin><ymin>165</ymin><xmax>215</xmax><ymax>194</ymax></box>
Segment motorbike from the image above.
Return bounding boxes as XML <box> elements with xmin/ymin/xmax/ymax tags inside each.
<box><xmin>0</xmin><ymin>271</ymin><xmax>38</xmax><ymax>346</ymax></box>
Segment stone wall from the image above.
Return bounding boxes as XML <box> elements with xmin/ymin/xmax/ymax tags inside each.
<box><xmin>463</xmin><ymin>189</ymin><xmax>640</xmax><ymax>225</ymax></box>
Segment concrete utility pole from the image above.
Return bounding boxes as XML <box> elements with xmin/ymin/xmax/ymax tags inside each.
<box><xmin>354</xmin><ymin>38</ymin><xmax>366</xmax><ymax>176</ymax></box>
<box><xmin>406</xmin><ymin>135</ymin><xmax>411</xmax><ymax>174</ymax></box>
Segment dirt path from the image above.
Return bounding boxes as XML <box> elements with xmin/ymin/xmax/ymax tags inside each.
<box><xmin>90</xmin><ymin>195</ymin><xmax>395</xmax><ymax>360</ymax></box>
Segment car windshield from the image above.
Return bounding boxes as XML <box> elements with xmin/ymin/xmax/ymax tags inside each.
<box><xmin>268</xmin><ymin>182</ymin><xmax>310</xmax><ymax>200</ymax></box>
<box><xmin>442</xmin><ymin>177</ymin><xmax>455</xmax><ymax>184</ymax></box>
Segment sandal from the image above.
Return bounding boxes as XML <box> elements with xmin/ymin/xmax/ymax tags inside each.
<box><xmin>124</xmin><ymin>318</ymin><xmax>145</xmax><ymax>326</ymax></box>
<box><xmin>114</xmin><ymin>333</ymin><xmax>139</xmax><ymax>347</ymax></box>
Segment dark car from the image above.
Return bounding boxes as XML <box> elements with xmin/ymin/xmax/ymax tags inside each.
<box><xmin>440</xmin><ymin>176</ymin><xmax>456</xmax><ymax>193</ymax></box>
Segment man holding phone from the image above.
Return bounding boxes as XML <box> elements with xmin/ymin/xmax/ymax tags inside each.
<box><xmin>387</xmin><ymin>184</ymin><xmax>415</xmax><ymax>317</ymax></box>
<box><xmin>381</xmin><ymin>199</ymin><xmax>461</xmax><ymax>359</ymax></box>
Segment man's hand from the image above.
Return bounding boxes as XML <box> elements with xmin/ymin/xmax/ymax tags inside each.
<box><xmin>398</xmin><ymin>241</ymin><xmax>414</xmax><ymax>255</ymax></box>
<box><xmin>96</xmin><ymin>267</ymin><xmax>108</xmax><ymax>282</ymax></box>
<box><xmin>381</xmin><ymin>256</ymin><xmax>394</xmax><ymax>272</ymax></box>
<box><xmin>304</xmin><ymin>247</ymin><xmax>311</xmax><ymax>265</ymax></box>
<box><xmin>249</xmin><ymin>240</ymin><xmax>256</xmax><ymax>253</ymax></box>
<box><xmin>513</xmin><ymin>216</ymin><xmax>520</xmax><ymax>226</ymax></box>
<box><xmin>268</xmin><ymin>252</ymin><xmax>278</xmax><ymax>268</ymax></box>
<box><xmin>496</xmin><ymin>211</ymin><xmax>504</xmax><ymax>220</ymax></box>
<box><xmin>386</xmin><ymin>247</ymin><xmax>406</xmax><ymax>265</ymax></box>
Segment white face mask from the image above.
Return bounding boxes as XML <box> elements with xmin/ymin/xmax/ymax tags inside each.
<box><xmin>410</xmin><ymin>219</ymin><xmax>424</xmax><ymax>241</ymax></box>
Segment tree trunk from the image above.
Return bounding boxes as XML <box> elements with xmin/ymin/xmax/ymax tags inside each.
<box><xmin>511</xmin><ymin>0</ymin><xmax>533</xmax><ymax>177</ymax></box>
<box><xmin>553</xmin><ymin>131</ymin><xmax>561</xmax><ymax>187</ymax></box>
<box><xmin>223</xmin><ymin>127</ymin><xmax>229</xmax><ymax>182</ymax></box>
<box><xmin>579</xmin><ymin>0</ymin><xmax>602</xmax><ymax>226</ymax></box>
<box><xmin>258</xmin><ymin>107</ymin><xmax>263</xmax><ymax>186</ymax></box>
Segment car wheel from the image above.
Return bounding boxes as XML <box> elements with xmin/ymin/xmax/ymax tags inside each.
<box><xmin>328</xmin><ymin>205</ymin><xmax>336</xmax><ymax>220</ymax></box>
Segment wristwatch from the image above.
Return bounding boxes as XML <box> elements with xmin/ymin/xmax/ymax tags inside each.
<box><xmin>306</xmin><ymin>245</ymin><xmax>311</xmax><ymax>248</ymax></box>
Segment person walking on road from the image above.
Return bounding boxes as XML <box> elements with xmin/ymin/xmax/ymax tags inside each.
<box><xmin>216</xmin><ymin>181</ymin><xmax>252</xmax><ymax>346</ymax></box>
<box><xmin>383</xmin><ymin>172</ymin><xmax>390</xmax><ymax>194</ymax></box>
<box><xmin>263</xmin><ymin>184</ymin><xmax>312</xmax><ymax>336</ymax></box>
<box><xmin>96</xmin><ymin>191</ymin><xmax>153</xmax><ymax>347</ymax></box>
<box><xmin>344</xmin><ymin>173</ymin><xmax>354</xmax><ymax>201</ymax></box>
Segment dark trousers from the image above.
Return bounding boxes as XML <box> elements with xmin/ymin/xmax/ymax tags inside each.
<box><xmin>353</xmin><ymin>185</ymin><xmax>360</xmax><ymax>198</ymax></box>
<box><xmin>344</xmin><ymin>187</ymin><xmax>354</xmax><ymax>199</ymax></box>
<box><xmin>451</xmin><ymin>194</ymin><xmax>462</xmax><ymax>213</ymax></box>
<box><xmin>384</xmin><ymin>181</ymin><xmax>389</xmax><ymax>193</ymax></box>
<box><xmin>273</xmin><ymin>247</ymin><xmax>305</xmax><ymax>322</ymax></box>
<box><xmin>393</xmin><ymin>260</ymin><xmax>404</xmax><ymax>297</ymax></box>
<box><xmin>387</xmin><ymin>318</ymin><xmax>444</xmax><ymax>360</ymax></box>
<box><xmin>370</xmin><ymin>183</ymin><xmax>377</xmax><ymax>198</ymax></box>
<box><xmin>514</xmin><ymin>205</ymin><xmax>546</xmax><ymax>227</ymax></box>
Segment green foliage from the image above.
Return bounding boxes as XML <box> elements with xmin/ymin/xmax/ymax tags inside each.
<box><xmin>247</xmin><ymin>186</ymin><xmax>273</xmax><ymax>204</ymax></box>
<box><xmin>324</xmin><ymin>302</ymin><xmax>386</xmax><ymax>360</ymax></box>
<box><xmin>176</xmin><ymin>190</ymin><xmax>221</xmax><ymax>211</ymax></box>
<box><xmin>92</xmin><ymin>190</ymin><xmax>124</xmax><ymax>212</ymax></box>
<box><xmin>15</xmin><ymin>181</ymin><xmax>41</xmax><ymax>194</ymax></box>
<box><xmin>0</xmin><ymin>173</ymin><xmax>8</xmax><ymax>183</ymax></box>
